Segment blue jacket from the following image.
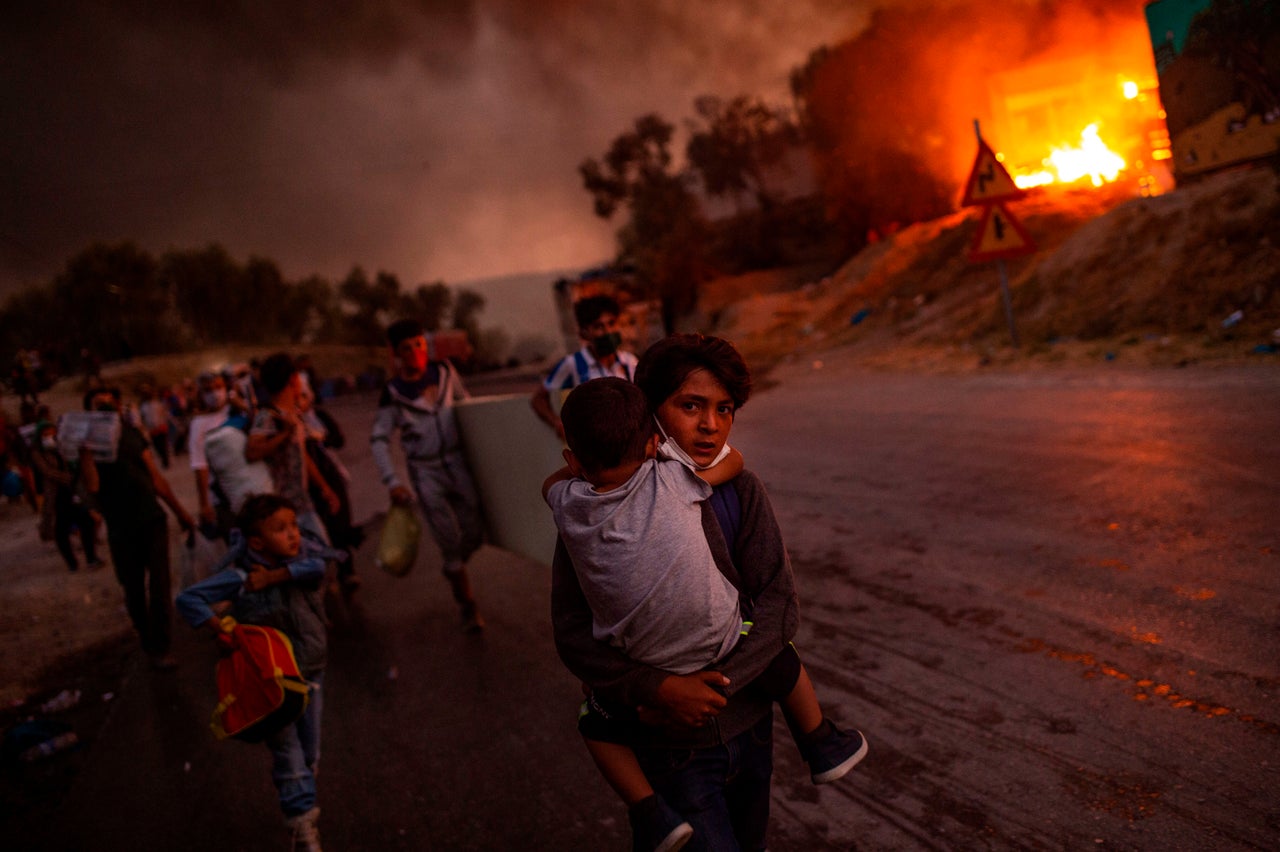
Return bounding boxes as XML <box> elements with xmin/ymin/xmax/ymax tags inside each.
<box><xmin>176</xmin><ymin>530</ymin><xmax>343</xmax><ymax>677</ymax></box>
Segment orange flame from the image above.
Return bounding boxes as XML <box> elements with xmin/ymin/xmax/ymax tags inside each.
<box><xmin>1012</xmin><ymin>124</ymin><xmax>1127</xmax><ymax>189</ymax></box>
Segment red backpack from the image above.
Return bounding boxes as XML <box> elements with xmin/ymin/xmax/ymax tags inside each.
<box><xmin>210</xmin><ymin>618</ymin><xmax>310</xmax><ymax>742</ymax></box>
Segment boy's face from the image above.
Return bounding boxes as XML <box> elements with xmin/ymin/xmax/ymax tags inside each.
<box><xmin>395</xmin><ymin>334</ymin><xmax>430</xmax><ymax>378</ymax></box>
<box><xmin>250</xmin><ymin>508</ymin><xmax>302</xmax><ymax>559</ymax></box>
<box><xmin>656</xmin><ymin>368</ymin><xmax>735</xmax><ymax>469</ymax></box>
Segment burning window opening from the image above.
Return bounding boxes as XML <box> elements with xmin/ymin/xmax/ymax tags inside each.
<box><xmin>1007</xmin><ymin>124</ymin><xmax>1128</xmax><ymax>189</ymax></box>
<box><xmin>985</xmin><ymin>58</ymin><xmax>1173</xmax><ymax>197</ymax></box>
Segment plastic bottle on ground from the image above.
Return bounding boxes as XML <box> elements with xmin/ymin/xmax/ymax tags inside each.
<box><xmin>40</xmin><ymin>689</ymin><xmax>82</xmax><ymax>713</ymax></box>
<box><xmin>19</xmin><ymin>731</ymin><xmax>79</xmax><ymax>762</ymax></box>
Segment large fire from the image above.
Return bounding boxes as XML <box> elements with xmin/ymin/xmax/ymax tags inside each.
<box><xmin>1010</xmin><ymin>123</ymin><xmax>1128</xmax><ymax>189</ymax></box>
<box><xmin>984</xmin><ymin>56</ymin><xmax>1172</xmax><ymax>197</ymax></box>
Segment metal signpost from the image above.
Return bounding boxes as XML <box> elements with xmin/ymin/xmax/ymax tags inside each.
<box><xmin>962</xmin><ymin>121</ymin><xmax>1037</xmax><ymax>348</ymax></box>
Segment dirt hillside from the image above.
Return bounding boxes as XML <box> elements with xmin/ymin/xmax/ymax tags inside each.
<box><xmin>698</xmin><ymin>165</ymin><xmax>1280</xmax><ymax>372</ymax></box>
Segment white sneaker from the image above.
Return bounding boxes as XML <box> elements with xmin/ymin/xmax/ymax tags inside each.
<box><xmin>287</xmin><ymin>807</ymin><xmax>322</xmax><ymax>852</ymax></box>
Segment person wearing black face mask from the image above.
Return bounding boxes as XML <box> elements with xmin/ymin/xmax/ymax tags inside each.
<box><xmin>78</xmin><ymin>387</ymin><xmax>197</xmax><ymax>669</ymax></box>
<box><xmin>531</xmin><ymin>293</ymin><xmax>639</xmax><ymax>440</ymax></box>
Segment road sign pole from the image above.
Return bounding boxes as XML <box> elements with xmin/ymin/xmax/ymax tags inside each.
<box><xmin>998</xmin><ymin>258</ymin><xmax>1020</xmax><ymax>348</ymax></box>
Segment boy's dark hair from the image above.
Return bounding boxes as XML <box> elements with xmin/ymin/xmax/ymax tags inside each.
<box><xmin>387</xmin><ymin>319</ymin><xmax>424</xmax><ymax>350</ymax></box>
<box><xmin>237</xmin><ymin>493</ymin><xmax>297</xmax><ymax>538</ymax></box>
<box><xmin>560</xmin><ymin>377</ymin><xmax>653</xmax><ymax>475</ymax></box>
<box><xmin>573</xmin><ymin>294</ymin><xmax>622</xmax><ymax>331</ymax></box>
<box><xmin>259</xmin><ymin>352</ymin><xmax>296</xmax><ymax>396</ymax></box>
<box><xmin>634</xmin><ymin>334</ymin><xmax>752</xmax><ymax>412</ymax></box>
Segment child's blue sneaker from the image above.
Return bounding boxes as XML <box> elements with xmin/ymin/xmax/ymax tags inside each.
<box><xmin>629</xmin><ymin>794</ymin><xmax>693</xmax><ymax>852</ymax></box>
<box><xmin>803</xmin><ymin>722</ymin><xmax>868</xmax><ymax>785</ymax></box>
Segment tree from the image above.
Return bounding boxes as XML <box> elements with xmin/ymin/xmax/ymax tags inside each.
<box><xmin>339</xmin><ymin>267</ymin><xmax>402</xmax><ymax>345</ymax></box>
<box><xmin>242</xmin><ymin>256</ymin><xmax>292</xmax><ymax>340</ymax></box>
<box><xmin>0</xmin><ymin>286</ymin><xmax>61</xmax><ymax>369</ymax></box>
<box><xmin>161</xmin><ymin>244</ymin><xmax>244</xmax><ymax>343</ymax></box>
<box><xmin>579</xmin><ymin>113</ymin><xmax>679</xmax><ymax>219</ymax></box>
<box><xmin>52</xmin><ymin>241</ymin><xmax>181</xmax><ymax>360</ymax></box>
<box><xmin>451</xmin><ymin>288</ymin><xmax>486</xmax><ymax>343</ymax></box>
<box><xmin>685</xmin><ymin>94</ymin><xmax>801</xmax><ymax>213</ymax></box>
<box><xmin>280</xmin><ymin>275</ymin><xmax>338</xmax><ymax>343</ymax></box>
<box><xmin>398</xmin><ymin>281</ymin><xmax>452</xmax><ymax>331</ymax></box>
<box><xmin>579</xmin><ymin>114</ymin><xmax>713</xmax><ymax>331</ymax></box>
<box><xmin>789</xmin><ymin>26</ymin><xmax>956</xmax><ymax>244</ymax></box>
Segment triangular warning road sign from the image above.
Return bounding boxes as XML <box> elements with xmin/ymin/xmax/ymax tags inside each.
<box><xmin>968</xmin><ymin>202</ymin><xmax>1036</xmax><ymax>262</ymax></box>
<box><xmin>962</xmin><ymin>138</ymin><xmax>1025</xmax><ymax>206</ymax></box>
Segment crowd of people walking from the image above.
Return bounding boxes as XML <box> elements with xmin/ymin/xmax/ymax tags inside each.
<box><xmin>6</xmin><ymin>300</ymin><xmax>867</xmax><ymax>852</ymax></box>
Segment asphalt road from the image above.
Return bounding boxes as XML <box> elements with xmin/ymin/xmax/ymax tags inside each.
<box><xmin>13</xmin><ymin>361</ymin><xmax>1280</xmax><ymax>850</ymax></box>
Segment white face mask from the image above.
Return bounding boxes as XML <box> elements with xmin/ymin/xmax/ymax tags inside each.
<box><xmin>203</xmin><ymin>388</ymin><xmax>227</xmax><ymax>410</ymax></box>
<box><xmin>654</xmin><ymin>418</ymin><xmax>731</xmax><ymax>471</ymax></box>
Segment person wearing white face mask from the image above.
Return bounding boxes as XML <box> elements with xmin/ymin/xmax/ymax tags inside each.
<box><xmin>187</xmin><ymin>371</ymin><xmax>233</xmax><ymax>538</ymax></box>
<box><xmin>29</xmin><ymin>419</ymin><xmax>102</xmax><ymax>572</ymax></box>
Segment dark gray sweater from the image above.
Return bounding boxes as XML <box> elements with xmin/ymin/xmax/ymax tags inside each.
<box><xmin>551</xmin><ymin>469</ymin><xmax>800</xmax><ymax>748</ymax></box>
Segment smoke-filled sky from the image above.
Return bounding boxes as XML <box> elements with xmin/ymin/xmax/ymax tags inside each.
<box><xmin>1</xmin><ymin>0</ymin><xmax>876</xmax><ymax>295</ymax></box>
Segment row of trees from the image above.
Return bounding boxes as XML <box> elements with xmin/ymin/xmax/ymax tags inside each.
<box><xmin>0</xmin><ymin>241</ymin><xmax>486</xmax><ymax>371</ymax></box>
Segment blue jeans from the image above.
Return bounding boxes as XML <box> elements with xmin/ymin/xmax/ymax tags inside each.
<box><xmin>633</xmin><ymin>711</ymin><xmax>775</xmax><ymax>852</ymax></box>
<box><xmin>266</xmin><ymin>672</ymin><xmax>323</xmax><ymax>817</ymax></box>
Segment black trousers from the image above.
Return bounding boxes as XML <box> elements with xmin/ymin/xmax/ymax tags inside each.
<box><xmin>108</xmin><ymin>516</ymin><xmax>172</xmax><ymax>655</ymax></box>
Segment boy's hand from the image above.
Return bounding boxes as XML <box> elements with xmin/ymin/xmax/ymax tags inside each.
<box><xmin>243</xmin><ymin>566</ymin><xmax>272</xmax><ymax>592</ymax></box>
<box><xmin>649</xmin><ymin>671</ymin><xmax>730</xmax><ymax>728</ymax></box>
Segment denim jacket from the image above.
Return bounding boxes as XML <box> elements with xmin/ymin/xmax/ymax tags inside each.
<box><xmin>176</xmin><ymin>530</ymin><xmax>344</xmax><ymax>678</ymax></box>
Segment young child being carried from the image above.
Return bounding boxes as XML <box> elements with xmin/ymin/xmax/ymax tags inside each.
<box><xmin>176</xmin><ymin>494</ymin><xmax>338</xmax><ymax>852</ymax></box>
<box><xmin>542</xmin><ymin>377</ymin><xmax>867</xmax><ymax>852</ymax></box>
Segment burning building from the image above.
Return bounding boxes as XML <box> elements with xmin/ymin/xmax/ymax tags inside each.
<box><xmin>795</xmin><ymin>1</ymin><xmax>1181</xmax><ymax>240</ymax></box>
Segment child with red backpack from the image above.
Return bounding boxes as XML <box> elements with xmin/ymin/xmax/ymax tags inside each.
<box><xmin>177</xmin><ymin>494</ymin><xmax>342</xmax><ymax>852</ymax></box>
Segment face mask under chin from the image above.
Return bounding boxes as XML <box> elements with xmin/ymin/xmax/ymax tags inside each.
<box><xmin>654</xmin><ymin>418</ymin><xmax>731</xmax><ymax>471</ymax></box>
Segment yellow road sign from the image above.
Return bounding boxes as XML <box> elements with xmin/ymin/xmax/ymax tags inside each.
<box><xmin>962</xmin><ymin>138</ymin><xmax>1025</xmax><ymax>206</ymax></box>
<box><xmin>968</xmin><ymin>202</ymin><xmax>1036</xmax><ymax>262</ymax></box>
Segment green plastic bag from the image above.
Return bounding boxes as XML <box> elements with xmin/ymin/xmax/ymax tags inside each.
<box><xmin>376</xmin><ymin>504</ymin><xmax>421</xmax><ymax>577</ymax></box>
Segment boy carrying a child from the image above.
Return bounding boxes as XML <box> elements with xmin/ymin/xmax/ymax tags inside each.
<box><xmin>543</xmin><ymin>378</ymin><xmax>867</xmax><ymax>852</ymax></box>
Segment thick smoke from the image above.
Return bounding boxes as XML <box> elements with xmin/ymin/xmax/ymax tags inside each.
<box><xmin>0</xmin><ymin>0</ymin><xmax>871</xmax><ymax>294</ymax></box>
<box><xmin>801</xmin><ymin>0</ymin><xmax>1153</xmax><ymax>230</ymax></box>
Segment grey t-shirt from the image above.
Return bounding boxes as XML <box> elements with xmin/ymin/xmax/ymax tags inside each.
<box><xmin>548</xmin><ymin>458</ymin><xmax>741</xmax><ymax>674</ymax></box>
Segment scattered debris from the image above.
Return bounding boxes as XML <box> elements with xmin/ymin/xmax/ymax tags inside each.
<box><xmin>40</xmin><ymin>689</ymin><xmax>82</xmax><ymax>714</ymax></box>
